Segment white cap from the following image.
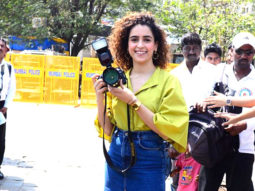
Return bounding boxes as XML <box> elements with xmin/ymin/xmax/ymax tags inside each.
<box><xmin>232</xmin><ymin>32</ymin><xmax>255</xmax><ymax>50</ymax></box>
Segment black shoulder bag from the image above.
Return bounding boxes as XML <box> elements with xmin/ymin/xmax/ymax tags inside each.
<box><xmin>188</xmin><ymin>107</ymin><xmax>236</xmax><ymax>168</ymax></box>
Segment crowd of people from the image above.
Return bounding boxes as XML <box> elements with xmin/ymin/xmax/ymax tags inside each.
<box><xmin>0</xmin><ymin>9</ymin><xmax>254</xmax><ymax>191</ymax></box>
<box><xmin>170</xmin><ymin>32</ymin><xmax>255</xmax><ymax>191</ymax></box>
<box><xmin>92</xmin><ymin>11</ymin><xmax>255</xmax><ymax>191</ymax></box>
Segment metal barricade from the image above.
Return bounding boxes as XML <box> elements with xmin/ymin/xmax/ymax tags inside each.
<box><xmin>12</xmin><ymin>54</ymin><xmax>45</xmax><ymax>103</ymax></box>
<box><xmin>11</xmin><ymin>53</ymin><xmax>179</xmax><ymax>106</ymax></box>
<box><xmin>44</xmin><ymin>56</ymin><xmax>80</xmax><ymax>105</ymax></box>
<box><xmin>80</xmin><ymin>58</ymin><xmax>105</xmax><ymax>107</ymax></box>
<box><xmin>166</xmin><ymin>63</ymin><xmax>179</xmax><ymax>72</ymax></box>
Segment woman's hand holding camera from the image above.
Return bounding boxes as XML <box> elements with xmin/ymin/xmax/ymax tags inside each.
<box><xmin>92</xmin><ymin>75</ymin><xmax>137</xmax><ymax>105</ymax></box>
<box><xmin>108</xmin><ymin>80</ymin><xmax>137</xmax><ymax>105</ymax></box>
<box><xmin>92</xmin><ymin>74</ymin><xmax>108</xmax><ymax>101</ymax></box>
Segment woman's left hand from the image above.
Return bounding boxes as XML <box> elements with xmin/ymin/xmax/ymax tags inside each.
<box><xmin>108</xmin><ymin>80</ymin><xmax>136</xmax><ymax>105</ymax></box>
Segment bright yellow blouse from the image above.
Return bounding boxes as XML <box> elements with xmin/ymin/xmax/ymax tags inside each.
<box><xmin>95</xmin><ymin>67</ymin><xmax>189</xmax><ymax>153</ymax></box>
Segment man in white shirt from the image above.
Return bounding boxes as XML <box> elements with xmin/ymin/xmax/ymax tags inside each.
<box><xmin>171</xmin><ymin>33</ymin><xmax>218</xmax><ymax>109</ymax></box>
<box><xmin>202</xmin><ymin>32</ymin><xmax>255</xmax><ymax>191</ymax></box>
<box><xmin>170</xmin><ymin>33</ymin><xmax>220</xmax><ymax>191</ymax></box>
<box><xmin>0</xmin><ymin>38</ymin><xmax>16</xmax><ymax>180</ymax></box>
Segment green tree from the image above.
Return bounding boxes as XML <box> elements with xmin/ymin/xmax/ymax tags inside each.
<box><xmin>159</xmin><ymin>0</ymin><xmax>255</xmax><ymax>58</ymax></box>
<box><xmin>0</xmin><ymin>0</ymin><xmax>161</xmax><ymax>56</ymax></box>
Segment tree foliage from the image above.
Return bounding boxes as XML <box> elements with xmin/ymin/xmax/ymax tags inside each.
<box><xmin>0</xmin><ymin>0</ymin><xmax>160</xmax><ymax>56</ymax></box>
<box><xmin>2</xmin><ymin>0</ymin><xmax>252</xmax><ymax>58</ymax></box>
<box><xmin>158</xmin><ymin>0</ymin><xmax>255</xmax><ymax>57</ymax></box>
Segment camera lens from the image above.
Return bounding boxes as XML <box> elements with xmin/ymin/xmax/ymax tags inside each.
<box><xmin>103</xmin><ymin>68</ymin><xmax>120</xmax><ymax>87</ymax></box>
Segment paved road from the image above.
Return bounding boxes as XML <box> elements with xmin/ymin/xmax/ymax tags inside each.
<box><xmin>0</xmin><ymin>102</ymin><xmax>105</xmax><ymax>191</ymax></box>
<box><xmin>0</xmin><ymin>102</ymin><xmax>254</xmax><ymax>191</ymax></box>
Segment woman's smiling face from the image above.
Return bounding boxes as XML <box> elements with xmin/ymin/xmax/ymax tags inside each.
<box><xmin>128</xmin><ymin>24</ymin><xmax>158</xmax><ymax>66</ymax></box>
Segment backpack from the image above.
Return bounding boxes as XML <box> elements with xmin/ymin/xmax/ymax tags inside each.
<box><xmin>188</xmin><ymin>107</ymin><xmax>236</xmax><ymax>168</ymax></box>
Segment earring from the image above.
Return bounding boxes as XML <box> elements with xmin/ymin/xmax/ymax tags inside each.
<box><xmin>153</xmin><ymin>51</ymin><xmax>159</xmax><ymax>60</ymax></box>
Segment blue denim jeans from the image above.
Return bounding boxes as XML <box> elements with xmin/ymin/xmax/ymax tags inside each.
<box><xmin>104</xmin><ymin>127</ymin><xmax>171</xmax><ymax>191</ymax></box>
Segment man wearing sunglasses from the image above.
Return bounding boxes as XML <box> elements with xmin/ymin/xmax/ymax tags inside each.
<box><xmin>0</xmin><ymin>38</ymin><xmax>16</xmax><ymax>180</ymax></box>
<box><xmin>201</xmin><ymin>32</ymin><xmax>255</xmax><ymax>191</ymax></box>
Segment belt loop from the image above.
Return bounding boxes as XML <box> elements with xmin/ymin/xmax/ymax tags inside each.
<box><xmin>114</xmin><ymin>126</ymin><xmax>119</xmax><ymax>136</ymax></box>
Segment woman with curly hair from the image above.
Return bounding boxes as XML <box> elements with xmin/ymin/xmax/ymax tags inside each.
<box><xmin>92</xmin><ymin>12</ymin><xmax>189</xmax><ymax>191</ymax></box>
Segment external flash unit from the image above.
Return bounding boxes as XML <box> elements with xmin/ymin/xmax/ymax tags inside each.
<box><xmin>92</xmin><ymin>38</ymin><xmax>126</xmax><ymax>87</ymax></box>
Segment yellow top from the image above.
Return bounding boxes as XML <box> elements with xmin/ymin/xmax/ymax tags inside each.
<box><xmin>94</xmin><ymin>67</ymin><xmax>189</xmax><ymax>153</ymax></box>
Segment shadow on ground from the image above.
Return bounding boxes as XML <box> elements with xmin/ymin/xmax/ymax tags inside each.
<box><xmin>0</xmin><ymin>175</ymin><xmax>38</xmax><ymax>191</ymax></box>
<box><xmin>3</xmin><ymin>157</ymin><xmax>34</xmax><ymax>168</ymax></box>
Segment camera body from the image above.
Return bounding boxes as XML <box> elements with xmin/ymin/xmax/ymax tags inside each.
<box><xmin>92</xmin><ymin>38</ymin><xmax>127</xmax><ymax>87</ymax></box>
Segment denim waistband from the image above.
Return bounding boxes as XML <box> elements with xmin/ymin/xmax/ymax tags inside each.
<box><xmin>113</xmin><ymin>127</ymin><xmax>168</xmax><ymax>144</ymax></box>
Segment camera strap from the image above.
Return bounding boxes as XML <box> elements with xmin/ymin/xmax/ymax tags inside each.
<box><xmin>102</xmin><ymin>85</ymin><xmax>136</xmax><ymax>174</ymax></box>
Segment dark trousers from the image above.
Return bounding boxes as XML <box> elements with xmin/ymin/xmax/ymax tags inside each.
<box><xmin>229</xmin><ymin>153</ymin><xmax>254</xmax><ymax>191</ymax></box>
<box><xmin>0</xmin><ymin>100</ymin><xmax>6</xmax><ymax>166</ymax></box>
<box><xmin>198</xmin><ymin>152</ymin><xmax>254</xmax><ymax>191</ymax></box>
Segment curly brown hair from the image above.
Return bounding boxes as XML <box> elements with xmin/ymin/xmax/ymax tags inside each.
<box><xmin>108</xmin><ymin>12</ymin><xmax>169</xmax><ymax>71</ymax></box>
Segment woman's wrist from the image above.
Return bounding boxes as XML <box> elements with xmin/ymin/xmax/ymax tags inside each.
<box><xmin>128</xmin><ymin>96</ymin><xmax>137</xmax><ymax>105</ymax></box>
<box><xmin>130</xmin><ymin>99</ymin><xmax>142</xmax><ymax>111</ymax></box>
<box><xmin>127</xmin><ymin>96</ymin><xmax>142</xmax><ymax>111</ymax></box>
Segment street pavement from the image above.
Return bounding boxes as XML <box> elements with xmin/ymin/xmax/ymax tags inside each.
<box><xmin>0</xmin><ymin>102</ymin><xmax>105</xmax><ymax>191</ymax></box>
<box><xmin>0</xmin><ymin>102</ymin><xmax>254</xmax><ymax>191</ymax></box>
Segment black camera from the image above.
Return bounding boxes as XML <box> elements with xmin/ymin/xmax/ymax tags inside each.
<box><xmin>92</xmin><ymin>38</ymin><xmax>127</xmax><ymax>87</ymax></box>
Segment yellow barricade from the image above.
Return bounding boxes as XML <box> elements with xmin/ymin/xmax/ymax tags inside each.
<box><xmin>44</xmin><ymin>56</ymin><xmax>80</xmax><ymax>105</ymax></box>
<box><xmin>80</xmin><ymin>58</ymin><xmax>105</xmax><ymax>107</ymax></box>
<box><xmin>80</xmin><ymin>59</ymin><xmax>180</xmax><ymax>108</ymax></box>
<box><xmin>12</xmin><ymin>54</ymin><xmax>45</xmax><ymax>103</ymax></box>
<box><xmin>166</xmin><ymin>63</ymin><xmax>179</xmax><ymax>72</ymax></box>
<box><xmin>11</xmin><ymin>53</ymin><xmax>179</xmax><ymax>106</ymax></box>
<box><xmin>5</xmin><ymin>53</ymin><xmax>11</xmax><ymax>62</ymax></box>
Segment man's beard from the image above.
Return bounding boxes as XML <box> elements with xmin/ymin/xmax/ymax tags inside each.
<box><xmin>236</xmin><ymin>58</ymin><xmax>251</xmax><ymax>69</ymax></box>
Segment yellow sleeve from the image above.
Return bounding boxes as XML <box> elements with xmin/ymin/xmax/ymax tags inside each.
<box><xmin>94</xmin><ymin>92</ymin><xmax>115</xmax><ymax>142</ymax></box>
<box><xmin>153</xmin><ymin>75</ymin><xmax>189</xmax><ymax>153</ymax></box>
